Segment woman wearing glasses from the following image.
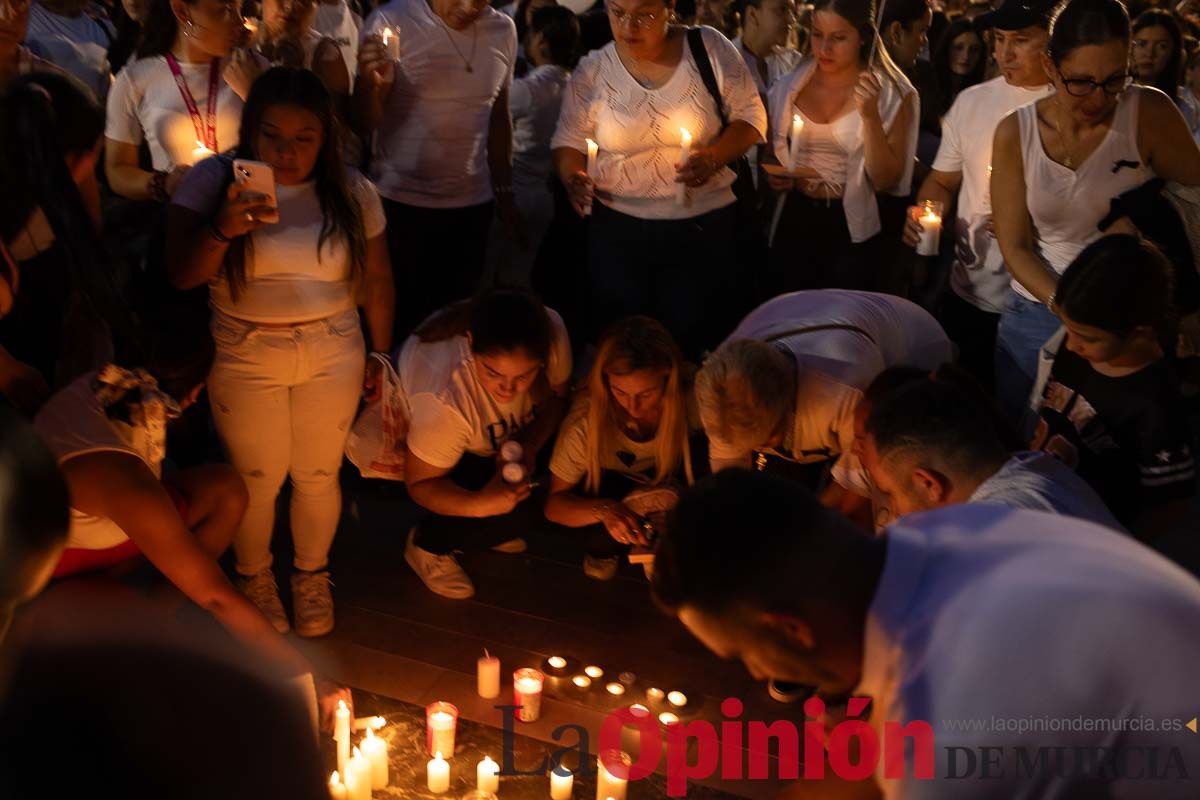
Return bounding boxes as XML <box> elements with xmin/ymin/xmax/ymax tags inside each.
<box><xmin>551</xmin><ymin>0</ymin><xmax>766</xmax><ymax>359</ymax></box>
<box><xmin>990</xmin><ymin>0</ymin><xmax>1200</xmax><ymax>431</ymax></box>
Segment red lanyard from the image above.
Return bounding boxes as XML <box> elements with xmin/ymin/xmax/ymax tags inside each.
<box><xmin>164</xmin><ymin>53</ymin><xmax>220</xmax><ymax>152</ymax></box>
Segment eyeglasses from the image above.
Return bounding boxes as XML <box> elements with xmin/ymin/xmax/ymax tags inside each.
<box><xmin>608</xmin><ymin>6</ymin><xmax>661</xmax><ymax>29</ymax></box>
<box><xmin>1056</xmin><ymin>67</ymin><xmax>1131</xmax><ymax>97</ymax></box>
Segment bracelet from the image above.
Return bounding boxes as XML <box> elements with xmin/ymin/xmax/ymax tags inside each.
<box><xmin>1046</xmin><ymin>291</ymin><xmax>1057</xmax><ymax>315</ymax></box>
<box><xmin>368</xmin><ymin>350</ymin><xmax>391</xmax><ymax>362</ymax></box>
<box><xmin>149</xmin><ymin>170</ymin><xmax>169</xmax><ymax>203</ymax></box>
<box><xmin>207</xmin><ymin>222</ymin><xmax>231</xmax><ymax>244</ymax></box>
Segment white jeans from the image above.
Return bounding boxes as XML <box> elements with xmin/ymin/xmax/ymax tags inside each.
<box><xmin>208</xmin><ymin>308</ymin><xmax>364</xmax><ymax>575</ymax></box>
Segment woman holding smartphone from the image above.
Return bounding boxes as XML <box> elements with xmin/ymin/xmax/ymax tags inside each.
<box><xmin>166</xmin><ymin>67</ymin><xmax>395</xmax><ymax>637</ymax></box>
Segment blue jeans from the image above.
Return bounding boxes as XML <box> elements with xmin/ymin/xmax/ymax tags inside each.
<box><xmin>995</xmin><ymin>290</ymin><xmax>1062</xmax><ymax>437</ymax></box>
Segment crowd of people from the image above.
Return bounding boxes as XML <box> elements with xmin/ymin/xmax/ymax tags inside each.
<box><xmin>3</xmin><ymin>0</ymin><xmax>1200</xmax><ymax>791</ymax></box>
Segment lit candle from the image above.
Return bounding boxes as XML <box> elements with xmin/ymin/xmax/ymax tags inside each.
<box><xmin>583</xmin><ymin>138</ymin><xmax>599</xmax><ymax>216</ymax></box>
<box><xmin>584</xmin><ymin>665</ymin><xmax>604</xmax><ymax>679</ymax></box>
<box><xmin>361</xmin><ymin>726</ymin><xmax>389</xmax><ymax>789</ymax></box>
<box><xmin>335</xmin><ymin>699</ymin><xmax>351</xmax><ymax>777</ymax></box>
<box><xmin>428</xmin><ymin>751</ymin><xmax>450</xmax><ymax>794</ymax></box>
<box><xmin>477</xmin><ymin>755</ymin><xmax>500</xmax><ymax>793</ymax></box>
<box><xmin>328</xmin><ymin>771</ymin><xmax>348</xmax><ymax>800</ymax></box>
<box><xmin>190</xmin><ymin>140</ymin><xmax>214</xmax><ymax>166</ymax></box>
<box><xmin>478</xmin><ymin>651</ymin><xmax>501</xmax><ymax>699</ymax></box>
<box><xmin>667</xmin><ymin>691</ymin><xmax>687</xmax><ymax>708</ymax></box>
<box><xmin>595</xmin><ymin>751</ymin><xmax>630</xmax><ymax>800</ymax></box>
<box><xmin>658</xmin><ymin>712</ymin><xmax>680</xmax><ymax>726</ymax></box>
<box><xmin>646</xmin><ymin>687</ymin><xmax>665</xmax><ymax>704</ymax></box>
<box><xmin>381</xmin><ymin>26</ymin><xmax>400</xmax><ymax>60</ymax></box>
<box><xmin>548</xmin><ymin>655</ymin><xmax>567</xmax><ymax>670</ymax></box>
<box><xmin>572</xmin><ymin>675</ymin><xmax>592</xmax><ymax>689</ymax></box>
<box><xmin>982</xmin><ymin>164</ymin><xmax>993</xmax><ymax>214</ymax></box>
<box><xmin>606</xmin><ymin>682</ymin><xmax>625</xmax><ymax>696</ymax></box>
<box><xmin>676</xmin><ymin>127</ymin><xmax>692</xmax><ymax>206</ymax></box>
<box><xmin>344</xmin><ymin>747</ymin><xmax>372</xmax><ymax>800</ymax></box>
<box><xmin>915</xmin><ymin>200</ymin><xmax>944</xmax><ymax>256</ymax></box>
<box><xmin>514</xmin><ymin>668</ymin><xmax>545</xmax><ymax>723</ymax></box>
<box><xmin>242</xmin><ymin>17</ymin><xmax>258</xmax><ymax>35</ymax></box>
<box><xmin>550</xmin><ymin>766</ymin><xmax>573</xmax><ymax>800</ymax></box>
<box><xmin>787</xmin><ymin>113</ymin><xmax>804</xmax><ymax>172</ymax></box>
<box><xmin>426</xmin><ymin>701</ymin><xmax>458</xmax><ymax>757</ymax></box>
<box><xmin>353</xmin><ymin>715</ymin><xmax>386</xmax><ymax>731</ymax></box>
<box><xmin>629</xmin><ymin>704</ymin><xmax>649</xmax><ymax>716</ymax></box>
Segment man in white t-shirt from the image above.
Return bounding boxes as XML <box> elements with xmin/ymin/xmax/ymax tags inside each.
<box><xmin>24</xmin><ymin>0</ymin><xmax>112</xmax><ymax>100</ymax></box>
<box><xmin>653</xmin><ymin>470</ymin><xmax>1200</xmax><ymax>797</ymax></box>
<box><xmin>354</xmin><ymin>0</ymin><xmax>519</xmax><ymax>340</ymax></box>
<box><xmin>902</xmin><ymin>0</ymin><xmax>1055</xmax><ymax>392</ymax></box>
<box><xmin>732</xmin><ymin>0</ymin><xmax>800</xmax><ymax>97</ymax></box>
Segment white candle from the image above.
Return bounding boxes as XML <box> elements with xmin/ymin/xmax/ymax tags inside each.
<box><xmin>916</xmin><ymin>200</ymin><xmax>943</xmax><ymax>256</ymax></box>
<box><xmin>572</xmin><ymin>675</ymin><xmax>591</xmax><ymax>689</ymax></box>
<box><xmin>605</xmin><ymin>682</ymin><xmax>625</xmax><ymax>696</ymax></box>
<box><xmin>477</xmin><ymin>755</ymin><xmax>500</xmax><ymax>793</ymax></box>
<box><xmin>676</xmin><ymin>128</ymin><xmax>692</xmax><ymax>206</ymax></box>
<box><xmin>361</xmin><ymin>726</ymin><xmax>389</xmax><ymax>789</ymax></box>
<box><xmin>328</xmin><ymin>771</ymin><xmax>348</xmax><ymax>800</ymax></box>
<box><xmin>787</xmin><ymin>113</ymin><xmax>804</xmax><ymax>172</ymax></box>
<box><xmin>428</xmin><ymin>708</ymin><xmax>457</xmax><ymax>757</ymax></box>
<box><xmin>190</xmin><ymin>141</ymin><xmax>214</xmax><ymax>166</ymax></box>
<box><xmin>428</xmin><ymin>751</ymin><xmax>450</xmax><ymax>794</ymax></box>
<box><xmin>584</xmin><ymin>666</ymin><xmax>604</xmax><ymax>679</ymax></box>
<box><xmin>353</xmin><ymin>715</ymin><xmax>386</xmax><ymax>731</ymax></box>
<box><xmin>667</xmin><ymin>691</ymin><xmax>687</xmax><ymax>708</ymax></box>
<box><xmin>982</xmin><ymin>164</ymin><xmax>993</xmax><ymax>214</ymax></box>
<box><xmin>595</xmin><ymin>753</ymin><xmax>630</xmax><ymax>800</ymax></box>
<box><xmin>335</xmin><ymin>700</ymin><xmax>351</xmax><ymax>777</ymax></box>
<box><xmin>514</xmin><ymin>668</ymin><xmax>545</xmax><ymax>723</ymax></box>
<box><xmin>381</xmin><ymin>26</ymin><xmax>400</xmax><ymax>60</ymax></box>
<box><xmin>345</xmin><ymin>747</ymin><xmax>372</xmax><ymax>800</ymax></box>
<box><xmin>478</xmin><ymin>652</ymin><xmax>501</xmax><ymax>699</ymax></box>
<box><xmin>646</xmin><ymin>687</ymin><xmax>665</xmax><ymax>704</ymax></box>
<box><xmin>584</xmin><ymin>138</ymin><xmax>599</xmax><ymax>216</ymax></box>
<box><xmin>550</xmin><ymin>766</ymin><xmax>573</xmax><ymax>800</ymax></box>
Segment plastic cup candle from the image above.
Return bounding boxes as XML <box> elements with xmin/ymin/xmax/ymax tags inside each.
<box><xmin>328</xmin><ymin>771</ymin><xmax>347</xmax><ymax>800</ymax></box>
<box><xmin>787</xmin><ymin>113</ymin><xmax>804</xmax><ymax>171</ymax></box>
<box><xmin>629</xmin><ymin>704</ymin><xmax>648</xmax><ymax>715</ymax></box>
<box><xmin>361</xmin><ymin>726</ymin><xmax>388</xmax><ymax>789</ymax></box>
<box><xmin>676</xmin><ymin>127</ymin><xmax>692</xmax><ymax>206</ymax></box>
<box><xmin>595</xmin><ymin>751</ymin><xmax>631</xmax><ymax>800</ymax></box>
<box><xmin>335</xmin><ymin>700</ymin><xmax>351</xmax><ymax>776</ymax></box>
<box><xmin>915</xmin><ymin>200</ymin><xmax>944</xmax><ymax>256</ymax></box>
<box><xmin>606</xmin><ymin>682</ymin><xmax>625</xmax><ymax>696</ymax></box>
<box><xmin>550</xmin><ymin>765</ymin><xmax>573</xmax><ymax>800</ymax></box>
<box><xmin>381</xmin><ymin>26</ymin><xmax>400</xmax><ymax>60</ymax></box>
<box><xmin>514</xmin><ymin>668</ymin><xmax>545</xmax><ymax>722</ymax></box>
<box><xmin>345</xmin><ymin>748</ymin><xmax>372</xmax><ymax>800</ymax></box>
<box><xmin>478</xmin><ymin>650</ymin><xmax>501</xmax><ymax>699</ymax></box>
<box><xmin>584</xmin><ymin>665</ymin><xmax>604</xmax><ymax>679</ymax></box>
<box><xmin>572</xmin><ymin>675</ymin><xmax>591</xmax><ymax>689</ymax></box>
<box><xmin>428</xmin><ymin>751</ymin><xmax>450</xmax><ymax>794</ymax></box>
<box><xmin>426</xmin><ymin>701</ymin><xmax>458</xmax><ymax>757</ymax></box>
<box><xmin>646</xmin><ymin>687</ymin><xmax>664</xmax><ymax>704</ymax></box>
<box><xmin>667</xmin><ymin>691</ymin><xmax>687</xmax><ymax>708</ymax></box>
<box><xmin>477</xmin><ymin>756</ymin><xmax>500</xmax><ymax>793</ymax></box>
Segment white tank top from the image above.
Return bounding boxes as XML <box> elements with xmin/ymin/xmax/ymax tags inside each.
<box><xmin>1014</xmin><ymin>86</ymin><xmax>1153</xmax><ymax>300</ymax></box>
<box><xmin>795</xmin><ymin>108</ymin><xmax>857</xmax><ymax>196</ymax></box>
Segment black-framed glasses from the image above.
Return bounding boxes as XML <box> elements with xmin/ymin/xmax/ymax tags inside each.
<box><xmin>1056</xmin><ymin>67</ymin><xmax>1132</xmax><ymax>97</ymax></box>
<box><xmin>607</xmin><ymin>6</ymin><xmax>661</xmax><ymax>29</ymax></box>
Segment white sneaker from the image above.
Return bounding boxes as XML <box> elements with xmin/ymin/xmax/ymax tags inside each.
<box><xmin>291</xmin><ymin>570</ymin><xmax>335</xmax><ymax>638</ymax></box>
<box><xmin>405</xmin><ymin>528</ymin><xmax>475</xmax><ymax>599</ymax></box>
<box><xmin>238</xmin><ymin>568</ymin><xmax>290</xmax><ymax>633</ymax></box>
<box><xmin>583</xmin><ymin>555</ymin><xmax>619</xmax><ymax>581</ymax></box>
<box><xmin>491</xmin><ymin>538</ymin><xmax>527</xmax><ymax>554</ymax></box>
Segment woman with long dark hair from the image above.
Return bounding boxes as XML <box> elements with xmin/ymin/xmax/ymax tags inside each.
<box><xmin>931</xmin><ymin>17</ymin><xmax>986</xmax><ymax>116</ymax></box>
<box><xmin>1132</xmin><ymin>8</ymin><xmax>1183</xmax><ymax>103</ymax></box>
<box><xmin>166</xmin><ymin>67</ymin><xmax>394</xmax><ymax>637</ymax></box>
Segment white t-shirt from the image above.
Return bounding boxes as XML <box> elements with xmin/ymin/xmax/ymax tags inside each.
<box><xmin>511</xmin><ymin>64</ymin><xmax>570</xmax><ymax>190</ymax></box>
<box><xmin>106</xmin><ymin>55</ymin><xmax>245</xmax><ymax>171</ymax></box>
<box><xmin>933</xmin><ymin>76</ymin><xmax>1051</xmax><ymax>314</ymax></box>
<box><xmin>25</xmin><ymin>3</ymin><xmax>112</xmax><ymax>100</ymax></box>
<box><xmin>858</xmin><ymin>504</ymin><xmax>1200</xmax><ymax>796</ymax></box>
<box><xmin>314</xmin><ymin>0</ymin><xmax>360</xmax><ymax>80</ymax></box>
<box><xmin>172</xmin><ymin>157</ymin><xmax>387</xmax><ymax>323</ymax></box>
<box><xmin>363</xmin><ymin>0</ymin><xmax>517</xmax><ymax>207</ymax></box>
<box><xmin>34</xmin><ymin>371</ymin><xmax>161</xmax><ymax>550</ymax></box>
<box><xmin>711</xmin><ymin>290</ymin><xmax>953</xmax><ymax>476</ymax></box>
<box><xmin>399</xmin><ymin>310</ymin><xmax>572</xmax><ymax>468</ymax></box>
<box><xmin>551</xmin><ymin>26</ymin><xmax>766</xmax><ymax>221</ymax></box>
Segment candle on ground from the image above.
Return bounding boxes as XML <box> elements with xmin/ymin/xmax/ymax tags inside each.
<box><xmin>335</xmin><ymin>699</ymin><xmax>351</xmax><ymax>776</ymax></box>
<box><xmin>478</xmin><ymin>651</ymin><xmax>501</xmax><ymax>699</ymax></box>
<box><xmin>595</xmin><ymin>752</ymin><xmax>630</xmax><ymax>800</ymax></box>
<box><xmin>477</xmin><ymin>755</ymin><xmax>500</xmax><ymax>793</ymax></box>
<box><xmin>345</xmin><ymin>747</ymin><xmax>372</xmax><ymax>800</ymax></box>
<box><xmin>427</xmin><ymin>701</ymin><xmax>458</xmax><ymax>757</ymax></box>
<box><xmin>629</xmin><ymin>704</ymin><xmax>649</xmax><ymax>716</ymax></box>
<box><xmin>572</xmin><ymin>675</ymin><xmax>591</xmax><ymax>689</ymax></box>
<box><xmin>548</xmin><ymin>655</ymin><xmax>567</xmax><ymax>670</ymax></box>
<box><xmin>915</xmin><ymin>200</ymin><xmax>944</xmax><ymax>256</ymax></box>
<box><xmin>667</xmin><ymin>691</ymin><xmax>687</xmax><ymax>708</ymax></box>
<box><xmin>606</xmin><ymin>682</ymin><xmax>625</xmax><ymax>696</ymax></box>
<box><xmin>328</xmin><ymin>771</ymin><xmax>347</xmax><ymax>800</ymax></box>
<box><xmin>646</xmin><ymin>687</ymin><xmax>665</xmax><ymax>704</ymax></box>
<box><xmin>659</xmin><ymin>712</ymin><xmax>680</xmax><ymax>726</ymax></box>
<box><xmin>514</xmin><ymin>668</ymin><xmax>545</xmax><ymax>723</ymax></box>
<box><xmin>428</xmin><ymin>751</ymin><xmax>450</xmax><ymax>794</ymax></box>
<box><xmin>361</xmin><ymin>726</ymin><xmax>389</xmax><ymax>789</ymax></box>
<box><xmin>787</xmin><ymin>114</ymin><xmax>804</xmax><ymax>172</ymax></box>
<box><xmin>676</xmin><ymin>128</ymin><xmax>692</xmax><ymax>206</ymax></box>
<box><xmin>584</xmin><ymin>665</ymin><xmax>604</xmax><ymax>679</ymax></box>
<box><xmin>550</xmin><ymin>766</ymin><xmax>573</xmax><ymax>800</ymax></box>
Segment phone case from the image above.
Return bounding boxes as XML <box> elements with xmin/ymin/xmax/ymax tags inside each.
<box><xmin>232</xmin><ymin>159</ymin><xmax>278</xmax><ymax>208</ymax></box>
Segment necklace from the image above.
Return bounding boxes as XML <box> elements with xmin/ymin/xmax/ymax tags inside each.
<box><xmin>1048</xmin><ymin>99</ymin><xmax>1080</xmax><ymax>169</ymax></box>
<box><xmin>435</xmin><ymin>14</ymin><xmax>477</xmax><ymax>72</ymax></box>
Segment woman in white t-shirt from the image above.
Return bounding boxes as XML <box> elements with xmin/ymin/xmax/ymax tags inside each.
<box><xmin>763</xmin><ymin>0</ymin><xmax>918</xmax><ymax>294</ymax></box>
<box><xmin>991</xmin><ymin>0</ymin><xmax>1200</xmax><ymax>430</ymax></box>
<box><xmin>251</xmin><ymin>0</ymin><xmax>348</xmax><ymax>96</ymax></box>
<box><xmin>544</xmin><ymin>316</ymin><xmax>697</xmax><ymax>580</ymax></box>
<box><xmin>401</xmin><ymin>289</ymin><xmax>571</xmax><ymax>600</ymax></box>
<box><xmin>166</xmin><ymin>67</ymin><xmax>395</xmax><ymax>637</ymax></box>
<box><xmin>104</xmin><ymin>0</ymin><xmax>262</xmax><ymax>203</ymax></box>
<box><xmin>551</xmin><ymin>6</ymin><xmax>766</xmax><ymax>359</ymax></box>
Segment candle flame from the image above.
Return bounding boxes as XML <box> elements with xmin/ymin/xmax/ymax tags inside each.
<box><xmin>330</xmin><ymin>771</ymin><xmax>342</xmax><ymax>786</ymax></box>
<box><xmin>435</xmin><ymin>751</ymin><xmax>444</xmax><ymax>760</ymax></box>
<box><xmin>680</xmin><ymin>127</ymin><xmax>692</xmax><ymax>142</ymax></box>
<box><xmin>548</xmin><ymin>655</ymin><xmax>567</xmax><ymax>669</ymax></box>
<box><xmin>382</xmin><ymin>27</ymin><xmax>392</xmax><ymax>45</ymax></box>
<box><xmin>352</xmin><ymin>746</ymin><xmax>362</xmax><ymax>758</ymax></box>
<box><xmin>365</xmin><ymin>727</ymin><xmax>375</xmax><ymax>740</ymax></box>
<box><xmin>338</xmin><ymin>700</ymin><xmax>348</xmax><ymax>711</ymax></box>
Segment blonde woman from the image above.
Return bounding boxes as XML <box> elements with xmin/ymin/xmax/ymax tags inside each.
<box><xmin>545</xmin><ymin>316</ymin><xmax>699</xmax><ymax>580</ymax></box>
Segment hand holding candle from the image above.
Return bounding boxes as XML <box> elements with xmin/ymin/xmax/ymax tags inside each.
<box><xmin>676</xmin><ymin>127</ymin><xmax>692</xmax><ymax>207</ymax></box>
<box><xmin>914</xmin><ymin>200</ymin><xmax>944</xmax><ymax>256</ymax></box>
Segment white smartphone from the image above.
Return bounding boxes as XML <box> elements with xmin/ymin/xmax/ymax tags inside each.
<box><xmin>232</xmin><ymin>159</ymin><xmax>278</xmax><ymax>208</ymax></box>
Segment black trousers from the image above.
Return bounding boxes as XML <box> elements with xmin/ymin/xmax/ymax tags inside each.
<box><xmin>766</xmin><ymin>194</ymin><xmax>883</xmax><ymax>295</ymax></box>
<box><xmin>586</xmin><ymin>202</ymin><xmax>739</xmax><ymax>361</ymax></box>
<box><xmin>936</xmin><ymin>289</ymin><xmax>999</xmax><ymax>394</ymax></box>
<box><xmin>383</xmin><ymin>199</ymin><xmax>494</xmax><ymax>342</ymax></box>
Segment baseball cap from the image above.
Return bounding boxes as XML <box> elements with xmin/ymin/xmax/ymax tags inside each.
<box><xmin>977</xmin><ymin>0</ymin><xmax>1058</xmax><ymax>30</ymax></box>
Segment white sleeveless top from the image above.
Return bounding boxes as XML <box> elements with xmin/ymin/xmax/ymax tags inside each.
<box><xmin>1013</xmin><ymin>86</ymin><xmax>1153</xmax><ymax>301</ymax></box>
<box><xmin>794</xmin><ymin>108</ymin><xmax>855</xmax><ymax>196</ymax></box>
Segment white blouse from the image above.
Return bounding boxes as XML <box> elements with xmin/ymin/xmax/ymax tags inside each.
<box><xmin>552</xmin><ymin>26</ymin><xmax>767</xmax><ymax>221</ymax></box>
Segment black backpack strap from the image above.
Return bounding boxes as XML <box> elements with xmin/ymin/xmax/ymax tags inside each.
<box><xmin>686</xmin><ymin>27</ymin><xmax>729</xmax><ymax>129</ymax></box>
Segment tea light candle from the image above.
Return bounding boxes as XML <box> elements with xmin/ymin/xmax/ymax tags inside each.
<box><xmin>595</xmin><ymin>751</ymin><xmax>630</xmax><ymax>800</ymax></box>
<box><xmin>572</xmin><ymin>675</ymin><xmax>592</xmax><ymax>689</ymax></box>
<box><xmin>629</xmin><ymin>704</ymin><xmax>649</xmax><ymax>716</ymax></box>
<box><xmin>659</xmin><ymin>712</ymin><xmax>680</xmax><ymax>726</ymax></box>
<box><xmin>787</xmin><ymin>113</ymin><xmax>804</xmax><ymax>172</ymax></box>
<box><xmin>381</xmin><ymin>26</ymin><xmax>400</xmax><ymax>60</ymax></box>
<box><xmin>550</xmin><ymin>766</ymin><xmax>573</xmax><ymax>800</ymax></box>
<box><xmin>667</xmin><ymin>691</ymin><xmax>687</xmax><ymax>708</ymax></box>
<box><xmin>361</xmin><ymin>726</ymin><xmax>389</xmax><ymax>789</ymax></box>
<box><xmin>428</xmin><ymin>751</ymin><xmax>450</xmax><ymax>794</ymax></box>
<box><xmin>584</xmin><ymin>665</ymin><xmax>604</xmax><ymax>679</ymax></box>
<box><xmin>606</xmin><ymin>682</ymin><xmax>625</xmax><ymax>696</ymax></box>
<box><xmin>477</xmin><ymin>755</ymin><xmax>500</xmax><ymax>793</ymax></box>
<box><xmin>514</xmin><ymin>668</ymin><xmax>545</xmax><ymax>722</ymax></box>
<box><xmin>915</xmin><ymin>200</ymin><xmax>943</xmax><ymax>256</ymax></box>
<box><xmin>646</xmin><ymin>687</ymin><xmax>665</xmax><ymax>704</ymax></box>
<box><xmin>548</xmin><ymin>655</ymin><xmax>567</xmax><ymax>670</ymax></box>
<box><xmin>478</xmin><ymin>651</ymin><xmax>501</xmax><ymax>699</ymax></box>
<box><xmin>335</xmin><ymin>699</ymin><xmax>351</xmax><ymax>776</ymax></box>
<box><xmin>328</xmin><ymin>771</ymin><xmax>347</xmax><ymax>800</ymax></box>
<box><xmin>426</xmin><ymin>701</ymin><xmax>458</xmax><ymax>757</ymax></box>
<box><xmin>676</xmin><ymin>128</ymin><xmax>692</xmax><ymax>206</ymax></box>
<box><xmin>345</xmin><ymin>747</ymin><xmax>372</xmax><ymax>800</ymax></box>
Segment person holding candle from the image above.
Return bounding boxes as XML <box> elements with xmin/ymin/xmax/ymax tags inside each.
<box><xmin>991</xmin><ymin>0</ymin><xmax>1200</xmax><ymax>431</ymax></box>
<box><xmin>901</xmin><ymin>0</ymin><xmax>1055</xmax><ymax>393</ymax></box>
<box><xmin>399</xmin><ymin>289</ymin><xmax>571</xmax><ymax>599</ymax></box>
<box><xmin>352</xmin><ymin>0</ymin><xmax>521</xmax><ymax>343</ymax></box>
<box><xmin>763</xmin><ymin>0</ymin><xmax>919</xmax><ymax>295</ymax></box>
<box><xmin>551</xmin><ymin>0</ymin><xmax>766</xmax><ymax>359</ymax></box>
<box><xmin>166</xmin><ymin>67</ymin><xmax>394</xmax><ymax>636</ymax></box>
<box><xmin>544</xmin><ymin>316</ymin><xmax>700</xmax><ymax>580</ymax></box>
